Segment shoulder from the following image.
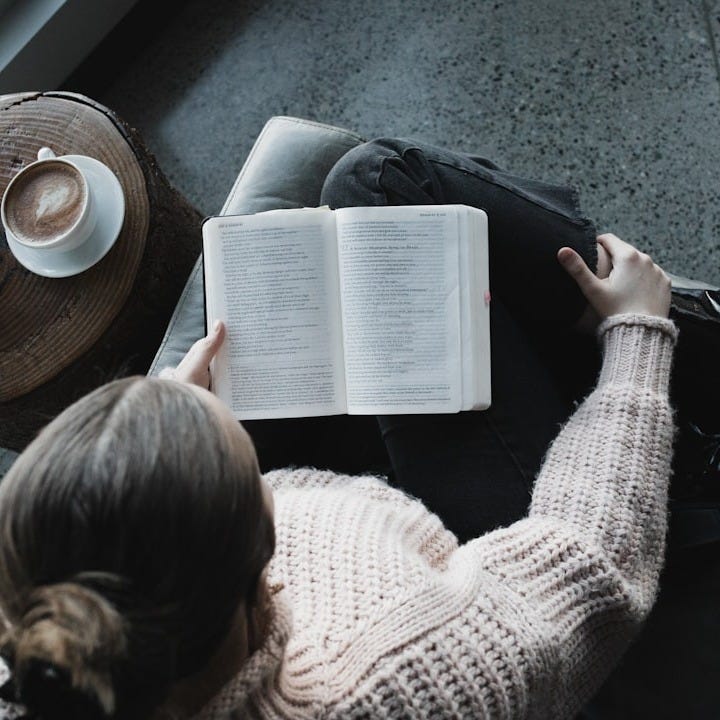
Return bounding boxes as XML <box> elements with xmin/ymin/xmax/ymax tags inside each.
<box><xmin>264</xmin><ymin>467</ymin><xmax>429</xmax><ymax>513</ymax></box>
<box><xmin>268</xmin><ymin>468</ymin><xmax>456</xmax><ymax>559</ymax></box>
<box><xmin>266</xmin><ymin>467</ymin><xmax>460</xmax><ymax>630</ymax></box>
<box><xmin>264</xmin><ymin>466</ymin><xmax>386</xmax><ymax>492</ymax></box>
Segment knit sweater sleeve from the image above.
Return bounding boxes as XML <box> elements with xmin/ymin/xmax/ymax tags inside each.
<box><xmin>459</xmin><ymin>313</ymin><xmax>677</xmax><ymax>716</ymax></box>
<box><xmin>530</xmin><ymin>312</ymin><xmax>676</xmax><ymax>579</ymax></box>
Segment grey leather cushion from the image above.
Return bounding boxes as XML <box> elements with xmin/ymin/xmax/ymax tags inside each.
<box><xmin>148</xmin><ymin>116</ymin><xmax>365</xmax><ymax>376</ymax></box>
<box><xmin>0</xmin><ymin>448</ymin><xmax>16</xmax><ymax>477</ymax></box>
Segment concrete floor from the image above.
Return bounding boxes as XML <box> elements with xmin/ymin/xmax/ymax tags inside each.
<box><xmin>2</xmin><ymin>0</ymin><xmax>719</xmax><ymax>717</ymax></box>
<box><xmin>69</xmin><ymin>0</ymin><xmax>720</xmax><ymax>288</ymax></box>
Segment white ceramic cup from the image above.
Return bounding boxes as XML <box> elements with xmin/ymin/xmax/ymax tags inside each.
<box><xmin>1</xmin><ymin>147</ymin><xmax>97</xmax><ymax>253</ymax></box>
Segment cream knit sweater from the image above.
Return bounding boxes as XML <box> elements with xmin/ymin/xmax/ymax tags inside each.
<box><xmin>197</xmin><ymin>314</ymin><xmax>677</xmax><ymax>720</ymax></box>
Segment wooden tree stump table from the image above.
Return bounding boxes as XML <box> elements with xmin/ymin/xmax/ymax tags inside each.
<box><xmin>0</xmin><ymin>91</ymin><xmax>203</xmax><ymax>451</ymax></box>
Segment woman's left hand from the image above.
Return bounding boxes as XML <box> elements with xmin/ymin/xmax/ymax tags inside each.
<box><xmin>159</xmin><ymin>320</ymin><xmax>226</xmax><ymax>389</ymax></box>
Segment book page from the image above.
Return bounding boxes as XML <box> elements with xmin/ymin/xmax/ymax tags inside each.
<box><xmin>469</xmin><ymin>207</ymin><xmax>491</xmax><ymax>410</ymax></box>
<box><xmin>336</xmin><ymin>205</ymin><xmax>462</xmax><ymax>414</ymax></box>
<box><xmin>203</xmin><ymin>209</ymin><xmax>346</xmax><ymax>419</ymax></box>
<box><xmin>457</xmin><ymin>206</ymin><xmax>491</xmax><ymax>410</ymax></box>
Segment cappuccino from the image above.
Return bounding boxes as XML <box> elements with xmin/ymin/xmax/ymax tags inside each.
<box><xmin>3</xmin><ymin>161</ymin><xmax>87</xmax><ymax>245</ymax></box>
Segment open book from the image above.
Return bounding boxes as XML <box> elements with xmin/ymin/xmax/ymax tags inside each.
<box><xmin>202</xmin><ymin>204</ymin><xmax>491</xmax><ymax>420</ymax></box>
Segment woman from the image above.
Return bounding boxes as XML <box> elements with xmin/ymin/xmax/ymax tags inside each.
<box><xmin>0</xmin><ymin>140</ymin><xmax>675</xmax><ymax>719</ymax></box>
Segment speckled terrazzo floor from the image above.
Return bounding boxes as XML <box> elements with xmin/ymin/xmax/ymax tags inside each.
<box><xmin>2</xmin><ymin>0</ymin><xmax>719</xmax><ymax>717</ymax></box>
<box><xmin>69</xmin><ymin>0</ymin><xmax>720</xmax><ymax>287</ymax></box>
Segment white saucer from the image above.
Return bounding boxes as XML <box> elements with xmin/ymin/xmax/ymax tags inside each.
<box><xmin>4</xmin><ymin>155</ymin><xmax>125</xmax><ymax>278</ymax></box>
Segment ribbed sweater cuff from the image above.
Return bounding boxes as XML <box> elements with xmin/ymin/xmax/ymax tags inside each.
<box><xmin>596</xmin><ymin>314</ymin><xmax>678</xmax><ymax>395</ymax></box>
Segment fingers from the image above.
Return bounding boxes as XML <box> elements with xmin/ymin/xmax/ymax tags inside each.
<box><xmin>596</xmin><ymin>233</ymin><xmax>628</xmax><ymax>257</ymax></box>
<box><xmin>557</xmin><ymin>247</ymin><xmax>603</xmax><ymax>301</ymax></box>
<box><xmin>189</xmin><ymin>320</ymin><xmax>226</xmax><ymax>364</ymax></box>
<box><xmin>596</xmin><ymin>233</ymin><xmax>644</xmax><ymax>263</ymax></box>
<box><xmin>597</xmin><ymin>233</ymin><xmax>657</xmax><ymax>274</ymax></box>
<box><xmin>163</xmin><ymin>321</ymin><xmax>227</xmax><ymax>389</ymax></box>
<box><xmin>204</xmin><ymin>319</ymin><xmax>226</xmax><ymax>356</ymax></box>
<box><xmin>560</xmin><ymin>235</ymin><xmax>671</xmax><ymax>319</ymax></box>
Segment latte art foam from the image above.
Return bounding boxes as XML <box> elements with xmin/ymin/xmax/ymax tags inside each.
<box><xmin>4</xmin><ymin>163</ymin><xmax>86</xmax><ymax>244</ymax></box>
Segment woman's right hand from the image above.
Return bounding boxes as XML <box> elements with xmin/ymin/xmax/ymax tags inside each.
<box><xmin>557</xmin><ymin>233</ymin><xmax>671</xmax><ymax>319</ymax></box>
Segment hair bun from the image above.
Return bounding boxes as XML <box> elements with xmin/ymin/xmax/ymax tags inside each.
<box><xmin>9</xmin><ymin>582</ymin><xmax>126</xmax><ymax>719</ymax></box>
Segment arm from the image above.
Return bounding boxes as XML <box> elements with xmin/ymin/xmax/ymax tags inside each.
<box><xmin>529</xmin><ymin>232</ymin><xmax>675</xmax><ymax>596</ymax></box>
<box><xmin>457</xmin><ymin>235</ymin><xmax>676</xmax><ymax>715</ymax></box>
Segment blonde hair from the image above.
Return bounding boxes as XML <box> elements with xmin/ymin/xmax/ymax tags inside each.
<box><xmin>0</xmin><ymin>377</ymin><xmax>274</xmax><ymax>719</ymax></box>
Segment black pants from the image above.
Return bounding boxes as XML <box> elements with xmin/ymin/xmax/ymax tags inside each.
<box><xmin>244</xmin><ymin>138</ymin><xmax>599</xmax><ymax>542</ymax></box>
